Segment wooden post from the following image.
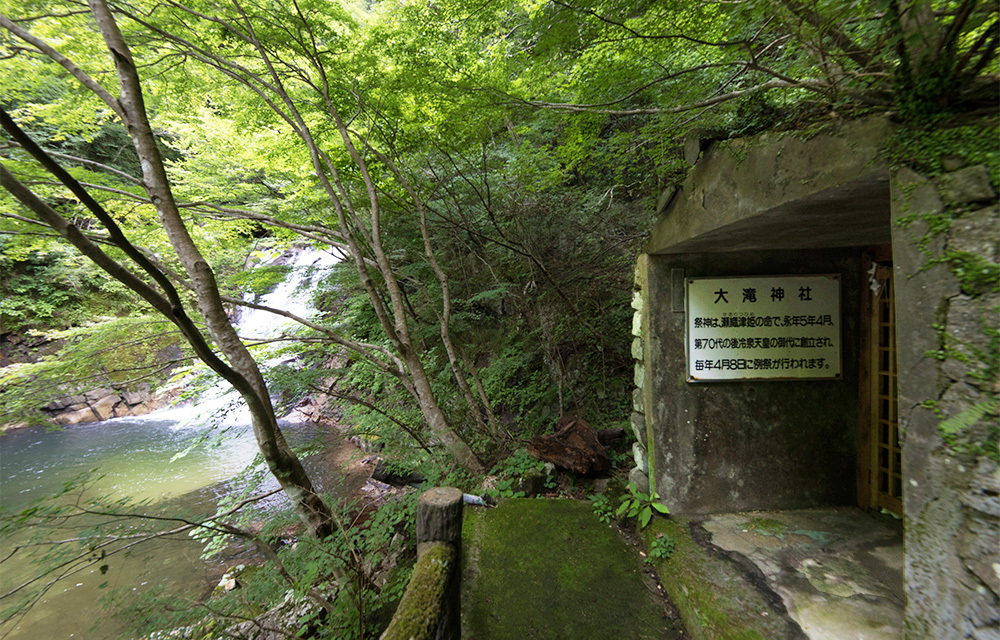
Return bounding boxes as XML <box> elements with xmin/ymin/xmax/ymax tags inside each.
<box><xmin>381</xmin><ymin>488</ymin><xmax>465</xmax><ymax>640</ymax></box>
<box><xmin>417</xmin><ymin>487</ymin><xmax>464</xmax><ymax>551</ymax></box>
<box><xmin>418</xmin><ymin>487</ymin><xmax>462</xmax><ymax>640</ymax></box>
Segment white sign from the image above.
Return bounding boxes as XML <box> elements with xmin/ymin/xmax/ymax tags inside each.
<box><xmin>686</xmin><ymin>275</ymin><xmax>841</xmax><ymax>381</ymax></box>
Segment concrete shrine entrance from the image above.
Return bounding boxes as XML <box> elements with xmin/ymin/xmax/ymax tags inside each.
<box><xmin>630</xmin><ymin>115</ymin><xmax>1000</xmax><ymax>637</ymax></box>
<box><xmin>633</xmin><ymin>117</ymin><xmax>896</xmax><ymax>516</ymax></box>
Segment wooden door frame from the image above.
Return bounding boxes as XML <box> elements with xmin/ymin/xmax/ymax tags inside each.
<box><xmin>858</xmin><ymin>245</ymin><xmax>898</xmax><ymax>513</ymax></box>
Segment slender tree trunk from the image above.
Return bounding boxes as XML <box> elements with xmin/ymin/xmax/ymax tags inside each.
<box><xmin>85</xmin><ymin>0</ymin><xmax>333</xmax><ymax>538</ymax></box>
<box><xmin>401</xmin><ymin>349</ymin><xmax>486</xmax><ymax>475</ymax></box>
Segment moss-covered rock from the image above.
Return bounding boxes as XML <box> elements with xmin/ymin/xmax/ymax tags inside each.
<box><xmin>643</xmin><ymin>518</ymin><xmax>791</xmax><ymax>640</ymax></box>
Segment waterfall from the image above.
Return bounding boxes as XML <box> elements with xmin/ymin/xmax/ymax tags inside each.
<box><xmin>166</xmin><ymin>246</ymin><xmax>340</xmax><ymax>428</ymax></box>
<box><xmin>237</xmin><ymin>247</ymin><xmax>341</xmax><ymax>341</ymax></box>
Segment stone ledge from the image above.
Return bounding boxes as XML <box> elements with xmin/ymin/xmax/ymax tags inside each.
<box><xmin>645</xmin><ymin>517</ymin><xmax>793</xmax><ymax>640</ymax></box>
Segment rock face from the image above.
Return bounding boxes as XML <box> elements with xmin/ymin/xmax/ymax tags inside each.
<box><xmin>890</xmin><ymin>163</ymin><xmax>999</xmax><ymax>639</ymax></box>
<box><xmin>41</xmin><ymin>383</ymin><xmax>173</xmax><ymax>425</ymax></box>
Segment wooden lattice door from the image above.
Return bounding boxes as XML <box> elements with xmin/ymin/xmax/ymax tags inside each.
<box><xmin>867</xmin><ymin>261</ymin><xmax>902</xmax><ymax>516</ymax></box>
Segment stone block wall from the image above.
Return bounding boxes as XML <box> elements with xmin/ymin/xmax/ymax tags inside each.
<box><xmin>629</xmin><ymin>254</ymin><xmax>651</xmax><ymax>494</ymax></box>
<box><xmin>890</xmin><ymin>163</ymin><xmax>999</xmax><ymax>638</ymax></box>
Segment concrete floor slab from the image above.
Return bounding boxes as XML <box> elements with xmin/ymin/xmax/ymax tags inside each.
<box><xmin>700</xmin><ymin>507</ymin><xmax>904</xmax><ymax>640</ymax></box>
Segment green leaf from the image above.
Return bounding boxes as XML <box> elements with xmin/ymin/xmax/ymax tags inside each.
<box><xmin>938</xmin><ymin>398</ymin><xmax>998</xmax><ymax>438</ymax></box>
<box><xmin>639</xmin><ymin>506</ymin><xmax>651</xmax><ymax>528</ymax></box>
<box><xmin>652</xmin><ymin>503</ymin><xmax>670</xmax><ymax>514</ymax></box>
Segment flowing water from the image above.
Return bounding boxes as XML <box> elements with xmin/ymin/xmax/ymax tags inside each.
<box><xmin>0</xmin><ymin>247</ymin><xmax>341</xmax><ymax>640</ymax></box>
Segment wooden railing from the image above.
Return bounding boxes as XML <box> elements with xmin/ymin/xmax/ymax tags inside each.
<box><xmin>380</xmin><ymin>487</ymin><xmax>463</xmax><ymax>640</ymax></box>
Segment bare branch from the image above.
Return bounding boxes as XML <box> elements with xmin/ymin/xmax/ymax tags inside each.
<box><xmin>522</xmin><ymin>78</ymin><xmax>831</xmax><ymax>114</ymax></box>
<box><xmin>549</xmin><ymin>0</ymin><xmax>752</xmax><ymax>47</ymax></box>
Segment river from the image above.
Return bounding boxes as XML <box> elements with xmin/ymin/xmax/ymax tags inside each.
<box><xmin>0</xmin><ymin>247</ymin><xmax>345</xmax><ymax>639</ymax></box>
<box><xmin>0</xmin><ymin>411</ymin><xmax>258</xmax><ymax>639</ymax></box>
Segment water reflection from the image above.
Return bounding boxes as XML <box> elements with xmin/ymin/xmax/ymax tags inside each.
<box><xmin>0</xmin><ymin>414</ymin><xmax>327</xmax><ymax>640</ymax></box>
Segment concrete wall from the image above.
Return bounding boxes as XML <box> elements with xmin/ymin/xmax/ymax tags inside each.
<box><xmin>646</xmin><ymin>117</ymin><xmax>892</xmax><ymax>256</ymax></box>
<box><xmin>641</xmin><ymin>248</ymin><xmax>863</xmax><ymax>514</ymax></box>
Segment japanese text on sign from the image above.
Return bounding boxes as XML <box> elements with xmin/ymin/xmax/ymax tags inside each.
<box><xmin>686</xmin><ymin>275</ymin><xmax>841</xmax><ymax>381</ymax></box>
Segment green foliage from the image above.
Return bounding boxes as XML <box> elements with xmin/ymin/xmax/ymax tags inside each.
<box><xmin>937</xmin><ymin>398</ymin><xmax>1000</xmax><ymax>460</ymax></box>
<box><xmin>491</xmin><ymin>447</ymin><xmax>544</xmax><ymax>478</ymax></box>
<box><xmin>486</xmin><ymin>447</ymin><xmax>549</xmax><ymax>499</ymax></box>
<box><xmin>590</xmin><ymin>492</ymin><xmax>614</xmax><ymax>525</ymax></box>
<box><xmin>0</xmin><ymin>245</ymin><xmax>140</xmax><ymax>333</ymax></box>
<box><xmin>105</xmin><ymin>491</ymin><xmax>420</xmax><ymax>640</ymax></box>
<box><xmin>227</xmin><ymin>263</ymin><xmax>293</xmax><ymax>297</ymax></box>
<box><xmin>616</xmin><ymin>482</ymin><xmax>669</xmax><ymax>530</ymax></box>
<box><xmin>886</xmin><ymin>122</ymin><xmax>1000</xmax><ymax>183</ymax></box>
<box><xmin>646</xmin><ymin>532</ymin><xmax>675</xmax><ymax>564</ymax></box>
<box><xmin>944</xmin><ymin>251</ymin><xmax>1000</xmax><ymax>296</ymax></box>
<box><xmin>886</xmin><ymin>1</ymin><xmax>1000</xmax><ymax>125</ymax></box>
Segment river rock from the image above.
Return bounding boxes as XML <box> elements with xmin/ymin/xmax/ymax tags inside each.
<box><xmin>220</xmin><ymin>577</ymin><xmax>241</xmax><ymax>592</ymax></box>
<box><xmin>130</xmin><ymin>402</ymin><xmax>152</xmax><ymax>416</ymax></box>
<box><xmin>43</xmin><ymin>398</ymin><xmax>69</xmax><ymax>411</ymax></box>
<box><xmin>122</xmin><ymin>388</ymin><xmax>152</xmax><ymax>405</ymax></box>
<box><xmin>92</xmin><ymin>394</ymin><xmax>122</xmax><ymax>420</ymax></box>
<box><xmin>84</xmin><ymin>387</ymin><xmax>116</xmax><ymax>402</ymax></box>
<box><xmin>53</xmin><ymin>406</ymin><xmax>99</xmax><ymax>425</ymax></box>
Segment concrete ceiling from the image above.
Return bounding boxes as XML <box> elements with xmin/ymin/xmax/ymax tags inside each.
<box><xmin>652</xmin><ymin>171</ymin><xmax>892</xmax><ymax>255</ymax></box>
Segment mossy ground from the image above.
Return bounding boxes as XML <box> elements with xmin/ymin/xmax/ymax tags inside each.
<box><xmin>643</xmin><ymin>518</ymin><xmax>789</xmax><ymax>640</ymax></box>
<box><xmin>461</xmin><ymin>498</ymin><xmax>682</xmax><ymax>640</ymax></box>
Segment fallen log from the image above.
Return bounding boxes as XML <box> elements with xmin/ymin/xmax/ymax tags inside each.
<box><xmin>527</xmin><ymin>416</ymin><xmax>611</xmax><ymax>477</ymax></box>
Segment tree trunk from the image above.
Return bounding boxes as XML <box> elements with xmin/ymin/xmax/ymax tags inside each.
<box><xmin>86</xmin><ymin>0</ymin><xmax>333</xmax><ymax>538</ymax></box>
<box><xmin>403</xmin><ymin>349</ymin><xmax>487</xmax><ymax>476</ymax></box>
